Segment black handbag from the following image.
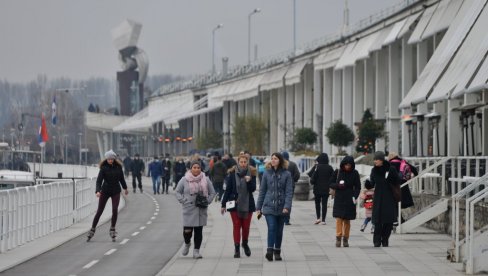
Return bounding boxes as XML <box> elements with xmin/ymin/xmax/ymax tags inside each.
<box><xmin>195</xmin><ymin>193</ymin><xmax>209</xmax><ymax>208</ymax></box>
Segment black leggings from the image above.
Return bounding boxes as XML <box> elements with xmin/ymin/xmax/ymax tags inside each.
<box><xmin>91</xmin><ymin>192</ymin><xmax>121</xmax><ymax>229</ymax></box>
<box><xmin>314</xmin><ymin>194</ymin><xmax>329</xmax><ymax>221</ymax></box>
<box><xmin>183</xmin><ymin>226</ymin><xmax>203</xmax><ymax>249</ymax></box>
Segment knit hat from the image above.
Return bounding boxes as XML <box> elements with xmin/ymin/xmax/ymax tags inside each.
<box><xmin>373</xmin><ymin>151</ymin><xmax>385</xmax><ymax>161</ymax></box>
<box><xmin>105</xmin><ymin>150</ymin><xmax>117</xmax><ymax>160</ymax></box>
<box><xmin>190</xmin><ymin>160</ymin><xmax>201</xmax><ymax>169</ymax></box>
<box><xmin>281</xmin><ymin>151</ymin><xmax>290</xmax><ymax>161</ymax></box>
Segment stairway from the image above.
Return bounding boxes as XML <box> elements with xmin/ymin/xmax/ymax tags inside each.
<box><xmin>398</xmin><ymin>198</ymin><xmax>449</xmax><ymax>234</ymax></box>
<box><xmin>465</xmin><ymin>225</ymin><xmax>488</xmax><ymax>274</ymax></box>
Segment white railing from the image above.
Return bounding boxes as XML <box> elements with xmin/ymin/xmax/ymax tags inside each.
<box><xmin>0</xmin><ymin>179</ymin><xmax>96</xmax><ymax>253</ymax></box>
<box><xmin>466</xmin><ymin>186</ymin><xmax>488</xmax><ymax>274</ymax></box>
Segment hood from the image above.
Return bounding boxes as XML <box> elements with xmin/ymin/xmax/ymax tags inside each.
<box><xmin>99</xmin><ymin>159</ymin><xmax>122</xmax><ymax>168</ymax></box>
<box><xmin>340</xmin><ymin>155</ymin><xmax>355</xmax><ymax>171</ymax></box>
<box><xmin>282</xmin><ymin>151</ymin><xmax>290</xmax><ymax>161</ymax></box>
<box><xmin>316</xmin><ymin>153</ymin><xmax>329</xmax><ymax>165</ymax></box>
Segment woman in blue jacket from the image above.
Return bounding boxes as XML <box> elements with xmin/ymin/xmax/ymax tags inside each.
<box><xmin>256</xmin><ymin>152</ymin><xmax>293</xmax><ymax>262</ymax></box>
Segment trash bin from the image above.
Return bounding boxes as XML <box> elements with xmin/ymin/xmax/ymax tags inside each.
<box><xmin>294</xmin><ymin>173</ymin><xmax>310</xmax><ymax>201</ymax></box>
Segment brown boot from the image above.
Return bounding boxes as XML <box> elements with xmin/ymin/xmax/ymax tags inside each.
<box><xmin>335</xmin><ymin>236</ymin><xmax>342</xmax><ymax>247</ymax></box>
<box><xmin>343</xmin><ymin>237</ymin><xmax>349</xmax><ymax>247</ymax></box>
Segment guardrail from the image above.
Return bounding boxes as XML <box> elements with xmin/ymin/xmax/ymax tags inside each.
<box><xmin>466</xmin><ymin>186</ymin><xmax>488</xmax><ymax>274</ymax></box>
<box><xmin>0</xmin><ymin>179</ymin><xmax>96</xmax><ymax>253</ymax></box>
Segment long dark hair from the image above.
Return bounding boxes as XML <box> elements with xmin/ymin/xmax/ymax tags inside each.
<box><xmin>271</xmin><ymin>152</ymin><xmax>286</xmax><ymax>170</ymax></box>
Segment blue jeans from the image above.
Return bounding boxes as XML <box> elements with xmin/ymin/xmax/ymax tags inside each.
<box><xmin>265</xmin><ymin>214</ymin><xmax>285</xmax><ymax>249</ymax></box>
<box><xmin>151</xmin><ymin>175</ymin><xmax>160</xmax><ymax>193</ymax></box>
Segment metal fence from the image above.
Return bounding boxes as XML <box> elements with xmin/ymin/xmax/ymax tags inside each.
<box><xmin>0</xmin><ymin>179</ymin><xmax>96</xmax><ymax>253</ymax></box>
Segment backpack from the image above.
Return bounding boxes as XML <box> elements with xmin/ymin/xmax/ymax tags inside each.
<box><xmin>364</xmin><ymin>194</ymin><xmax>373</xmax><ymax>209</ymax></box>
<box><xmin>390</xmin><ymin>159</ymin><xmax>413</xmax><ymax>182</ymax></box>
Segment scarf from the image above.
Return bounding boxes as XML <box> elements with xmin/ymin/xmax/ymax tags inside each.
<box><xmin>235</xmin><ymin>165</ymin><xmax>251</xmax><ymax>218</ymax></box>
<box><xmin>184</xmin><ymin>171</ymin><xmax>208</xmax><ymax>196</ymax></box>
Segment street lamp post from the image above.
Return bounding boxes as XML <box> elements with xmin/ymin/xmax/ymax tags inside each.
<box><xmin>53</xmin><ymin>135</ymin><xmax>56</xmax><ymax>160</ymax></box>
<box><xmin>64</xmin><ymin>134</ymin><xmax>68</xmax><ymax>164</ymax></box>
<box><xmin>78</xmin><ymin>132</ymin><xmax>82</xmax><ymax>165</ymax></box>
<box><xmin>293</xmin><ymin>0</ymin><xmax>296</xmax><ymax>54</ymax></box>
<box><xmin>212</xmin><ymin>24</ymin><xmax>223</xmax><ymax>74</ymax></box>
<box><xmin>248</xmin><ymin>8</ymin><xmax>261</xmax><ymax>65</ymax></box>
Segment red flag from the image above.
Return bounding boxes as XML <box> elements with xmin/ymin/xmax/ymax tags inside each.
<box><xmin>38</xmin><ymin>113</ymin><xmax>49</xmax><ymax>147</ymax></box>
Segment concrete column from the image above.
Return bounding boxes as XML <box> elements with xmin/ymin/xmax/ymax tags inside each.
<box><xmin>304</xmin><ymin>65</ymin><xmax>314</xmax><ymax>128</ymax></box>
<box><xmin>483</xmin><ymin>103</ymin><xmax>488</xmax><ymax>156</ymax></box>
<box><xmin>364</xmin><ymin>58</ymin><xmax>375</xmax><ymax>112</ymax></box>
<box><xmin>238</xmin><ymin>100</ymin><xmax>245</xmax><ymax>118</ymax></box>
<box><xmin>323</xmin><ymin>68</ymin><xmax>334</xmax><ymax>154</ymax></box>
<box><xmin>353</xmin><ymin>62</ymin><xmax>364</xmax><ymax>124</ymax></box>
<box><xmin>332</xmin><ymin>70</ymin><xmax>342</xmax><ymax>121</ymax></box>
<box><xmin>253</xmin><ymin>96</ymin><xmax>260</xmax><ymax>117</ymax></box>
<box><xmin>388</xmin><ymin>41</ymin><xmax>402</xmax><ymax>153</ymax></box>
<box><xmin>401</xmin><ymin>37</ymin><xmax>415</xmax><ymax>156</ymax></box>
<box><xmin>245</xmin><ymin>98</ymin><xmax>254</xmax><ymax>116</ymax></box>
<box><xmin>277</xmin><ymin>87</ymin><xmax>286</xmax><ymax>151</ymax></box>
<box><xmin>229</xmin><ymin>101</ymin><xmax>237</xmax><ymax>153</ymax></box>
<box><xmin>417</xmin><ymin>39</ymin><xmax>429</xmax><ymax>77</ymax></box>
<box><xmin>294</xmin><ymin>82</ymin><xmax>304</xmax><ymax>129</ymax></box>
<box><xmin>313</xmin><ymin>69</ymin><xmax>323</xmax><ymax>151</ymax></box>
<box><xmin>416</xmin><ymin>103</ymin><xmax>429</xmax><ymax>156</ymax></box>
<box><xmin>269</xmin><ymin>90</ymin><xmax>279</xmax><ymax>153</ymax></box>
<box><xmin>375</xmin><ymin>50</ymin><xmax>388</xmax><ymax>152</ymax></box>
<box><xmin>223</xmin><ymin>102</ymin><xmax>230</xmax><ymax>153</ymax></box>
<box><xmin>447</xmin><ymin>99</ymin><xmax>462</xmax><ymax>156</ymax></box>
<box><xmin>433</xmin><ymin>102</ymin><xmax>446</xmax><ymax>156</ymax></box>
<box><xmin>342</xmin><ymin>67</ymin><xmax>354</xmax><ymax>153</ymax></box>
<box><xmin>285</xmin><ymin>85</ymin><xmax>295</xmax><ymax>145</ymax></box>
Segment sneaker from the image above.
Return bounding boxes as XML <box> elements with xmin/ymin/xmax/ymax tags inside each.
<box><xmin>314</xmin><ymin>219</ymin><xmax>321</xmax><ymax>225</ymax></box>
<box><xmin>133</xmin><ymin>189</ymin><xmax>136</xmax><ymax>193</ymax></box>
<box><xmin>284</xmin><ymin>222</ymin><xmax>291</xmax><ymax>226</ymax></box>
<box><xmin>360</xmin><ymin>224</ymin><xmax>366</xmax><ymax>232</ymax></box>
<box><xmin>182</xmin><ymin>243</ymin><xmax>191</xmax><ymax>256</ymax></box>
<box><xmin>140</xmin><ymin>188</ymin><xmax>143</xmax><ymax>193</ymax></box>
<box><xmin>109</xmin><ymin>228</ymin><xmax>117</xmax><ymax>242</ymax></box>
<box><xmin>86</xmin><ymin>228</ymin><xmax>96</xmax><ymax>242</ymax></box>
<box><xmin>193</xmin><ymin>249</ymin><xmax>202</xmax><ymax>259</ymax></box>
<box><xmin>320</xmin><ymin>221</ymin><xmax>326</xmax><ymax>225</ymax></box>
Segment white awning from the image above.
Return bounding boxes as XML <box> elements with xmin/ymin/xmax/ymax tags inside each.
<box><xmin>465</xmin><ymin>57</ymin><xmax>488</xmax><ymax>94</ymax></box>
<box><xmin>431</xmin><ymin>6</ymin><xmax>488</xmax><ymax>102</ymax></box>
<box><xmin>383</xmin><ymin>18</ymin><xmax>407</xmax><ymax>46</ymax></box>
<box><xmin>86</xmin><ymin>112</ymin><xmax>129</xmax><ymax>133</ymax></box>
<box><xmin>211</xmin><ymin>74</ymin><xmax>262</xmax><ymax>102</ymax></box>
<box><xmin>313</xmin><ymin>45</ymin><xmax>345</xmax><ymax>71</ymax></box>
<box><xmin>400</xmin><ymin>0</ymin><xmax>485</xmax><ymax>108</ymax></box>
<box><xmin>335</xmin><ymin>42</ymin><xmax>358</xmax><ymax>69</ymax></box>
<box><xmin>259</xmin><ymin>66</ymin><xmax>288</xmax><ymax>91</ymax></box>
<box><xmin>408</xmin><ymin>3</ymin><xmax>438</xmax><ymax>44</ymax></box>
<box><xmin>113</xmin><ymin>107</ymin><xmax>151</xmax><ymax>132</ymax></box>
<box><xmin>368</xmin><ymin>25</ymin><xmax>394</xmax><ymax>52</ymax></box>
<box><xmin>285</xmin><ymin>59</ymin><xmax>310</xmax><ymax>86</ymax></box>
<box><xmin>397</xmin><ymin>12</ymin><xmax>423</xmax><ymax>39</ymax></box>
<box><xmin>421</xmin><ymin>0</ymin><xmax>464</xmax><ymax>40</ymax></box>
<box><xmin>165</xmin><ymin>106</ymin><xmax>222</xmax><ymax>126</ymax></box>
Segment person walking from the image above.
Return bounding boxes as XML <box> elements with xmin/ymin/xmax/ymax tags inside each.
<box><xmin>131</xmin><ymin>153</ymin><xmax>144</xmax><ymax>193</ymax></box>
<box><xmin>256</xmin><ymin>152</ymin><xmax>293</xmax><ymax>262</ymax></box>
<box><xmin>173</xmin><ymin>157</ymin><xmax>187</xmax><ymax>190</ymax></box>
<box><xmin>210</xmin><ymin>155</ymin><xmax>227</xmax><ymax>201</ymax></box>
<box><xmin>370</xmin><ymin>151</ymin><xmax>401</xmax><ymax>247</ymax></box>
<box><xmin>281</xmin><ymin>151</ymin><xmax>300</xmax><ymax>225</ymax></box>
<box><xmin>309</xmin><ymin>153</ymin><xmax>334</xmax><ymax>225</ymax></box>
<box><xmin>123</xmin><ymin>155</ymin><xmax>132</xmax><ymax>177</ymax></box>
<box><xmin>359</xmin><ymin>178</ymin><xmax>375</xmax><ymax>233</ymax></box>
<box><xmin>148</xmin><ymin>156</ymin><xmax>162</xmax><ymax>194</ymax></box>
<box><xmin>87</xmin><ymin>150</ymin><xmax>128</xmax><ymax>242</ymax></box>
<box><xmin>221</xmin><ymin>154</ymin><xmax>257</xmax><ymax>258</ymax></box>
<box><xmin>161</xmin><ymin>157</ymin><xmax>172</xmax><ymax>194</ymax></box>
<box><xmin>330</xmin><ymin>156</ymin><xmax>361</xmax><ymax>247</ymax></box>
<box><xmin>175</xmin><ymin>160</ymin><xmax>216</xmax><ymax>259</ymax></box>
<box><xmin>388</xmin><ymin>152</ymin><xmax>416</xmax><ymax>226</ymax></box>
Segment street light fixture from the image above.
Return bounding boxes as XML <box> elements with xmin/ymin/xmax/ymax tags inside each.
<box><xmin>248</xmin><ymin>8</ymin><xmax>261</xmax><ymax>65</ymax></box>
<box><xmin>212</xmin><ymin>23</ymin><xmax>224</xmax><ymax>74</ymax></box>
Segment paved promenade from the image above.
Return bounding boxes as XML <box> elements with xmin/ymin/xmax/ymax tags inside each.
<box><xmin>157</xmin><ymin>199</ymin><xmax>465</xmax><ymax>276</ymax></box>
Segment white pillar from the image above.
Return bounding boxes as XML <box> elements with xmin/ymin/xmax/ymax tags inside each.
<box><xmin>364</xmin><ymin>58</ymin><xmax>375</xmax><ymax>112</ymax></box>
<box><xmin>238</xmin><ymin>100</ymin><xmax>245</xmax><ymax>117</ymax></box>
<box><xmin>261</xmin><ymin>91</ymin><xmax>271</xmax><ymax>154</ymax></box>
<box><xmin>388</xmin><ymin>41</ymin><xmax>401</xmax><ymax>153</ymax></box>
<box><xmin>269</xmin><ymin>90</ymin><xmax>279</xmax><ymax>153</ymax></box>
<box><xmin>322</xmin><ymin>68</ymin><xmax>335</xmax><ymax>154</ymax></box>
<box><xmin>433</xmin><ymin>102</ymin><xmax>446</xmax><ymax>156</ymax></box>
<box><xmin>229</xmin><ymin>102</ymin><xmax>237</xmax><ymax>152</ymax></box>
<box><xmin>375</xmin><ymin>50</ymin><xmax>388</xmax><ymax>152</ymax></box>
<box><xmin>304</xmin><ymin>65</ymin><xmax>314</xmax><ymax>129</ymax></box>
<box><xmin>332</xmin><ymin>70</ymin><xmax>342</xmax><ymax>121</ymax></box>
<box><xmin>447</xmin><ymin>99</ymin><xmax>462</xmax><ymax>156</ymax></box>
<box><xmin>253</xmin><ymin>96</ymin><xmax>260</xmax><ymax>117</ymax></box>
<box><xmin>342</xmin><ymin>67</ymin><xmax>354</xmax><ymax>154</ymax></box>
<box><xmin>416</xmin><ymin>103</ymin><xmax>428</xmax><ymax>156</ymax></box>
<box><xmin>353</xmin><ymin>62</ymin><xmax>364</xmax><ymax>124</ymax></box>
<box><xmin>294</xmin><ymin>82</ymin><xmax>304</xmax><ymax>129</ymax></box>
<box><xmin>285</xmin><ymin>85</ymin><xmax>295</xmax><ymax>146</ymax></box>
<box><xmin>223</xmin><ymin>102</ymin><xmax>230</xmax><ymax>153</ymax></box>
<box><xmin>313</xmin><ymin>69</ymin><xmax>323</xmax><ymax>151</ymax></box>
<box><xmin>245</xmin><ymin>98</ymin><xmax>254</xmax><ymax>116</ymax></box>
<box><xmin>401</xmin><ymin>37</ymin><xmax>415</xmax><ymax>156</ymax></box>
<box><xmin>277</xmin><ymin>87</ymin><xmax>286</xmax><ymax>151</ymax></box>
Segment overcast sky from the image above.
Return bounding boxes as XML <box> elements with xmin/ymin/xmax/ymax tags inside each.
<box><xmin>1</xmin><ymin>0</ymin><xmax>396</xmax><ymax>82</ymax></box>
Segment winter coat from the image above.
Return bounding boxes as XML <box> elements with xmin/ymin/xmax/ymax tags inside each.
<box><xmin>359</xmin><ymin>188</ymin><xmax>375</xmax><ymax>218</ymax></box>
<box><xmin>96</xmin><ymin>160</ymin><xmax>128</xmax><ymax>196</ymax></box>
<box><xmin>161</xmin><ymin>160</ymin><xmax>171</xmax><ymax>179</ymax></box>
<box><xmin>287</xmin><ymin>160</ymin><xmax>300</xmax><ymax>184</ymax></box>
<box><xmin>221</xmin><ymin>166</ymin><xmax>257</xmax><ymax>212</ymax></box>
<box><xmin>370</xmin><ymin>161</ymin><xmax>401</xmax><ymax>224</ymax></box>
<box><xmin>123</xmin><ymin>157</ymin><xmax>132</xmax><ymax>170</ymax></box>
<box><xmin>148</xmin><ymin>160</ymin><xmax>162</xmax><ymax>178</ymax></box>
<box><xmin>256</xmin><ymin>162</ymin><xmax>293</xmax><ymax>216</ymax></box>
<box><xmin>389</xmin><ymin>157</ymin><xmax>415</xmax><ymax>209</ymax></box>
<box><xmin>175</xmin><ymin>175</ymin><xmax>216</xmax><ymax>227</ymax></box>
<box><xmin>173</xmin><ymin>161</ymin><xmax>187</xmax><ymax>177</ymax></box>
<box><xmin>330</xmin><ymin>156</ymin><xmax>361</xmax><ymax>220</ymax></box>
<box><xmin>310</xmin><ymin>153</ymin><xmax>334</xmax><ymax>196</ymax></box>
<box><xmin>131</xmin><ymin>159</ymin><xmax>145</xmax><ymax>175</ymax></box>
<box><xmin>210</xmin><ymin>161</ymin><xmax>227</xmax><ymax>183</ymax></box>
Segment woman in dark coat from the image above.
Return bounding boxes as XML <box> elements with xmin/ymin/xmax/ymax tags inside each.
<box><xmin>221</xmin><ymin>154</ymin><xmax>257</xmax><ymax>258</ymax></box>
<box><xmin>330</xmin><ymin>156</ymin><xmax>361</xmax><ymax>247</ymax></box>
<box><xmin>87</xmin><ymin>150</ymin><xmax>128</xmax><ymax>242</ymax></box>
<box><xmin>310</xmin><ymin>153</ymin><xmax>334</xmax><ymax>225</ymax></box>
<box><xmin>370</xmin><ymin>151</ymin><xmax>401</xmax><ymax>247</ymax></box>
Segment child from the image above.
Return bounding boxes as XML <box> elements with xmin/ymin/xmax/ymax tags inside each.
<box><xmin>359</xmin><ymin>178</ymin><xmax>375</xmax><ymax>233</ymax></box>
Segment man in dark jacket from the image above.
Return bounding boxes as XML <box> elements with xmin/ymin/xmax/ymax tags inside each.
<box><xmin>223</xmin><ymin>154</ymin><xmax>237</xmax><ymax>171</ymax></box>
<box><xmin>161</xmin><ymin>157</ymin><xmax>172</xmax><ymax>194</ymax></box>
<box><xmin>282</xmin><ymin>151</ymin><xmax>300</xmax><ymax>225</ymax></box>
<box><xmin>131</xmin><ymin>153</ymin><xmax>145</xmax><ymax>193</ymax></box>
<box><xmin>210</xmin><ymin>155</ymin><xmax>227</xmax><ymax>201</ymax></box>
<box><xmin>370</xmin><ymin>151</ymin><xmax>401</xmax><ymax>247</ymax></box>
<box><xmin>310</xmin><ymin>153</ymin><xmax>334</xmax><ymax>225</ymax></box>
<box><xmin>123</xmin><ymin>155</ymin><xmax>132</xmax><ymax>177</ymax></box>
<box><xmin>173</xmin><ymin>158</ymin><xmax>187</xmax><ymax>190</ymax></box>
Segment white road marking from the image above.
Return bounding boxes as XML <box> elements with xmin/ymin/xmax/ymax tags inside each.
<box><xmin>156</xmin><ymin>209</ymin><xmax>160</xmax><ymax>212</ymax></box>
<box><xmin>120</xmin><ymin>238</ymin><xmax>129</xmax><ymax>245</ymax></box>
<box><xmin>132</xmin><ymin>231</ymin><xmax>140</xmax><ymax>236</ymax></box>
<box><xmin>151</xmin><ymin>216</ymin><xmax>156</xmax><ymax>220</ymax></box>
<box><xmin>139</xmin><ymin>226</ymin><xmax>146</xmax><ymax>230</ymax></box>
<box><xmin>83</xmin><ymin>260</ymin><xmax>99</xmax><ymax>269</ymax></box>
<box><xmin>154</xmin><ymin>212</ymin><xmax>158</xmax><ymax>215</ymax></box>
<box><xmin>104</xmin><ymin>249</ymin><xmax>117</xmax><ymax>255</ymax></box>
<box><xmin>147</xmin><ymin>221</ymin><xmax>152</xmax><ymax>225</ymax></box>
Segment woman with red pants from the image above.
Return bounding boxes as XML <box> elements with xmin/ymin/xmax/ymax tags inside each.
<box><xmin>87</xmin><ymin>150</ymin><xmax>128</xmax><ymax>242</ymax></box>
<box><xmin>221</xmin><ymin>154</ymin><xmax>257</xmax><ymax>258</ymax></box>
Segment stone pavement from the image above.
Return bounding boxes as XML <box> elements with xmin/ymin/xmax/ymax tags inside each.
<box><xmin>157</xmin><ymin>199</ymin><xmax>465</xmax><ymax>276</ymax></box>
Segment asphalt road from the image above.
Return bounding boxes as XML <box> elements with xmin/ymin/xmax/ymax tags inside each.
<box><xmin>0</xmin><ymin>186</ymin><xmax>183</xmax><ymax>276</ymax></box>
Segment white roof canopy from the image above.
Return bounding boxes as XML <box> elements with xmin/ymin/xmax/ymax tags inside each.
<box><xmin>397</xmin><ymin>12</ymin><xmax>422</xmax><ymax>39</ymax></box>
<box><xmin>421</xmin><ymin>0</ymin><xmax>463</xmax><ymax>39</ymax></box>
<box><xmin>313</xmin><ymin>46</ymin><xmax>345</xmax><ymax>71</ymax></box>
<box><xmin>408</xmin><ymin>3</ymin><xmax>438</xmax><ymax>44</ymax></box>
<box><xmin>464</xmin><ymin>57</ymin><xmax>488</xmax><ymax>94</ymax></box>
<box><xmin>285</xmin><ymin>59</ymin><xmax>310</xmax><ymax>86</ymax></box>
<box><xmin>112</xmin><ymin>107</ymin><xmax>150</xmax><ymax>132</ymax></box>
<box><xmin>259</xmin><ymin>66</ymin><xmax>288</xmax><ymax>91</ymax></box>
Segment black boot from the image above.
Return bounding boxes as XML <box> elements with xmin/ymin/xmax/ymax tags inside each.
<box><xmin>242</xmin><ymin>240</ymin><xmax>251</xmax><ymax>257</ymax></box>
<box><xmin>265</xmin><ymin>248</ymin><xmax>273</xmax><ymax>262</ymax></box>
<box><xmin>234</xmin><ymin>244</ymin><xmax>240</xmax><ymax>258</ymax></box>
<box><xmin>273</xmin><ymin>249</ymin><xmax>282</xmax><ymax>261</ymax></box>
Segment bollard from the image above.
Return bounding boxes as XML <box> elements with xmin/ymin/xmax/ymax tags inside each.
<box><xmin>293</xmin><ymin>173</ymin><xmax>310</xmax><ymax>201</ymax></box>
